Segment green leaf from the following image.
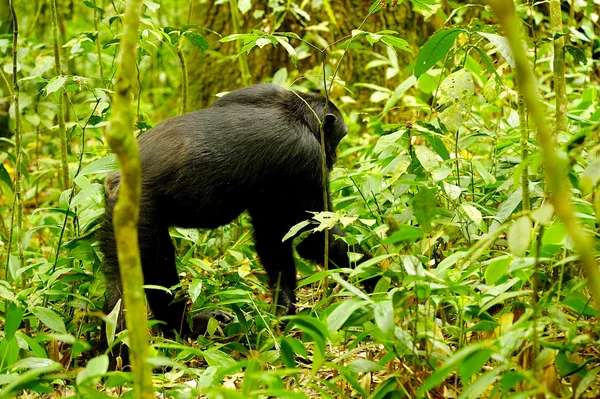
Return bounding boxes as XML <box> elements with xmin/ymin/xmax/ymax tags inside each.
<box><xmin>238</xmin><ymin>0</ymin><xmax>251</xmax><ymax>14</ymax></box>
<box><xmin>414</xmin><ymin>29</ymin><xmax>462</xmax><ymax>78</ymax></box>
<box><xmin>423</xmin><ymin>133</ymin><xmax>450</xmax><ymax>161</ymax></box>
<box><xmin>415</xmin><ymin>145</ymin><xmax>440</xmax><ymax>171</ymax></box>
<box><xmin>477</xmin><ymin>32</ymin><xmax>515</xmax><ymax>67</ymax></box>
<box><xmin>0</xmin><ymin>360</ymin><xmax>61</xmax><ymax>397</ymax></box>
<box><xmin>381</xmin><ymin>35</ymin><xmax>413</xmax><ymax>53</ymax></box>
<box><xmin>418</xmin><ymin>342</ymin><xmax>487</xmax><ymax>395</ymax></box>
<box><xmin>45</xmin><ymin>76</ymin><xmax>67</xmax><ymax>96</ymax></box>
<box><xmin>373</xmin><ymin>300</ymin><xmax>395</xmax><ymax>337</ymax></box>
<box><xmin>485</xmin><ymin>256</ymin><xmax>512</xmax><ymax>285</ymax></box>
<box><xmin>5</xmin><ymin>303</ymin><xmax>25</xmax><ymax>341</ymax></box>
<box><xmin>283</xmin><ymin>220</ymin><xmax>310</xmax><ymax>242</ymax></box>
<box><xmin>280</xmin><ymin>337</ymin><xmax>307</xmax><ymax>370</ymax></box>
<box><xmin>531</xmin><ymin>203</ymin><xmax>554</xmax><ymax>226</ymax></box>
<box><xmin>276</xmin><ymin>37</ymin><xmax>297</xmax><ymax>66</ymax></box>
<box><xmin>76</xmin><ymin>355</ymin><xmax>109</xmax><ymax>386</ymax></box>
<box><xmin>142</xmin><ymin>0</ymin><xmax>160</xmax><ymax>12</ymax></box>
<box><xmin>413</xmin><ymin>187</ymin><xmax>437</xmax><ymax>231</ymax></box>
<box><xmin>508</xmin><ymin>216</ymin><xmax>531</xmax><ymax>257</ymax></box>
<box><xmin>491</xmin><ymin>188</ymin><xmax>522</xmax><ymax>230</ymax></box>
<box><xmin>31</xmin><ymin>306</ymin><xmax>67</xmax><ymax>334</ymax></box>
<box><xmin>459</xmin><ymin>349</ymin><xmax>493</xmax><ymax>382</ymax></box>
<box><xmin>381</xmin><ymin>75</ymin><xmax>417</xmax><ymax>116</ymax></box>
<box><xmin>272</xmin><ymin>67</ymin><xmax>288</xmax><ymax>87</ymax></box>
<box><xmin>461</xmin><ymin>203</ymin><xmax>482</xmax><ymax>226</ymax></box>
<box><xmin>383</xmin><ymin>225</ymin><xmax>424</xmax><ymax>244</ymax></box>
<box><xmin>184</xmin><ymin>32</ymin><xmax>209</xmax><ymax>53</ymax></box>
<box><xmin>80</xmin><ymin>154</ymin><xmax>118</xmax><ymax>176</ymax></box>
<box><xmin>566</xmin><ymin>45</ymin><xmax>588</xmax><ymax>66</ymax></box>
<box><xmin>82</xmin><ymin>1</ymin><xmax>104</xmax><ymax>15</ymax></box>
<box><xmin>327</xmin><ymin>298</ymin><xmax>364</xmax><ymax>333</ymax></box>
<box><xmin>348</xmin><ymin>359</ymin><xmax>385</xmax><ymax>373</ymax></box>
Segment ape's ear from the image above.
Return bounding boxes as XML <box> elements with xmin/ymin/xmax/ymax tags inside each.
<box><xmin>324</xmin><ymin>113</ymin><xmax>337</xmax><ymax>127</ymax></box>
<box><xmin>324</xmin><ymin>113</ymin><xmax>347</xmax><ymax>147</ymax></box>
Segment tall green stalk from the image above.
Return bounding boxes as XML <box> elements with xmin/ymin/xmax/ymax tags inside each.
<box><xmin>176</xmin><ymin>1</ymin><xmax>192</xmax><ymax>114</ymax></box>
<box><xmin>490</xmin><ymin>0</ymin><xmax>600</xmax><ymax>307</ymax></box>
<box><xmin>49</xmin><ymin>0</ymin><xmax>69</xmax><ymax>189</ymax></box>
<box><xmin>105</xmin><ymin>0</ymin><xmax>153</xmax><ymax>396</ymax></box>
<box><xmin>5</xmin><ymin>0</ymin><xmax>24</xmax><ymax>275</ymax></box>
<box><xmin>550</xmin><ymin>0</ymin><xmax>567</xmax><ymax>135</ymax></box>
<box><xmin>93</xmin><ymin>0</ymin><xmax>104</xmax><ymax>83</ymax></box>
<box><xmin>177</xmin><ymin>42</ymin><xmax>188</xmax><ymax>114</ymax></box>
<box><xmin>517</xmin><ymin>83</ymin><xmax>530</xmax><ymax>212</ymax></box>
<box><xmin>229</xmin><ymin>0</ymin><xmax>251</xmax><ymax>86</ymax></box>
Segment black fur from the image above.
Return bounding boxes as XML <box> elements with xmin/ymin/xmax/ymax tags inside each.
<box><xmin>98</xmin><ymin>84</ymin><xmax>372</xmax><ymax>365</ymax></box>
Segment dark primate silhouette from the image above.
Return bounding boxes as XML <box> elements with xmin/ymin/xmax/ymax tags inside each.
<box><xmin>98</xmin><ymin>84</ymin><xmax>375</xmax><ymax>365</ymax></box>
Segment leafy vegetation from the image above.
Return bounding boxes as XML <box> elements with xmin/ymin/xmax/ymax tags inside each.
<box><xmin>1</xmin><ymin>0</ymin><xmax>599</xmax><ymax>397</ymax></box>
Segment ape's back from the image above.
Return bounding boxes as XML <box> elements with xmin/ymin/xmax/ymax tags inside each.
<box><xmin>135</xmin><ymin>84</ymin><xmax>330</xmax><ymax>228</ymax></box>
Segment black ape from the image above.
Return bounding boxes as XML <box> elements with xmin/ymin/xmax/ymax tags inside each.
<box><xmin>98</xmin><ymin>84</ymin><xmax>372</xmax><ymax>362</ymax></box>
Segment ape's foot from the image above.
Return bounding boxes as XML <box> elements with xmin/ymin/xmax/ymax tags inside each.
<box><xmin>190</xmin><ymin>310</ymin><xmax>234</xmax><ymax>335</ymax></box>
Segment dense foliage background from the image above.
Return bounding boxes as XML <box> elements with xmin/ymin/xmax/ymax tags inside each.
<box><xmin>1</xmin><ymin>0</ymin><xmax>599</xmax><ymax>397</ymax></box>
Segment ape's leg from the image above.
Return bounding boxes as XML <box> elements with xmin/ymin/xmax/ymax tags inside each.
<box><xmin>141</xmin><ymin>222</ymin><xmax>233</xmax><ymax>336</ymax></box>
<box><xmin>250</xmin><ymin>209</ymin><xmax>298</xmax><ymax>315</ymax></box>
<box><xmin>98</xmin><ymin>194</ymin><xmax>128</xmax><ymax>366</ymax></box>
<box><xmin>140</xmin><ymin>219</ymin><xmax>189</xmax><ymax>337</ymax></box>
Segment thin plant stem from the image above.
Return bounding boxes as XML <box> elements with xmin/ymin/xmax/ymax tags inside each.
<box><xmin>490</xmin><ymin>0</ymin><xmax>600</xmax><ymax>307</ymax></box>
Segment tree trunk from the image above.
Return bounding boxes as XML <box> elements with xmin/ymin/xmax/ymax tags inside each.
<box><xmin>186</xmin><ymin>0</ymin><xmax>439</xmax><ymax>108</ymax></box>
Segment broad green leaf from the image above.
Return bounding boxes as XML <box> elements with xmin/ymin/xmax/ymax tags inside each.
<box><xmin>459</xmin><ymin>369</ymin><xmax>502</xmax><ymax>399</ymax></box>
<box><xmin>5</xmin><ymin>303</ymin><xmax>25</xmax><ymax>341</ymax></box>
<box><xmin>0</xmin><ymin>280</ymin><xmax>16</xmax><ymax>302</ymax></box>
<box><xmin>418</xmin><ymin>342</ymin><xmax>487</xmax><ymax>395</ymax></box>
<box><xmin>142</xmin><ymin>0</ymin><xmax>160</xmax><ymax>12</ymax></box>
<box><xmin>438</xmin><ymin>69</ymin><xmax>474</xmax><ymax>106</ymax></box>
<box><xmin>82</xmin><ymin>1</ymin><xmax>104</xmax><ymax>14</ymax></box>
<box><xmin>31</xmin><ymin>306</ymin><xmax>67</xmax><ymax>334</ymax></box>
<box><xmin>424</xmin><ymin>133</ymin><xmax>450</xmax><ymax>160</ymax></box>
<box><xmin>280</xmin><ymin>337</ymin><xmax>307</xmax><ymax>370</ymax></box>
<box><xmin>461</xmin><ymin>203</ymin><xmax>482</xmax><ymax>226</ymax></box>
<box><xmin>238</xmin><ymin>0</ymin><xmax>251</xmax><ymax>14</ymax></box>
<box><xmin>189</xmin><ymin>280</ymin><xmax>203</xmax><ymax>303</ymax></box>
<box><xmin>184</xmin><ymin>32</ymin><xmax>209</xmax><ymax>53</ymax></box>
<box><xmin>282</xmin><ymin>220</ymin><xmax>310</xmax><ymax>242</ymax></box>
<box><xmin>383</xmin><ymin>225</ymin><xmax>424</xmax><ymax>244</ymax></box>
<box><xmin>439</xmin><ymin>103</ymin><xmax>463</xmax><ymax>133</ymax></box>
<box><xmin>204</xmin><ymin>348</ymin><xmax>237</xmax><ymax>370</ymax></box>
<box><xmin>348</xmin><ymin>359</ymin><xmax>385</xmax><ymax>372</ymax></box>
<box><xmin>459</xmin><ymin>349</ymin><xmax>493</xmax><ymax>382</ymax></box>
<box><xmin>485</xmin><ymin>256</ymin><xmax>512</xmax><ymax>285</ymax></box>
<box><xmin>45</xmin><ymin>76</ymin><xmax>67</xmax><ymax>96</ymax></box>
<box><xmin>491</xmin><ymin>188</ymin><xmax>522</xmax><ymax>230</ymax></box>
<box><xmin>272</xmin><ymin>67</ymin><xmax>288</xmax><ymax>87</ymax></box>
<box><xmin>415</xmin><ymin>29</ymin><xmax>462</xmax><ymax>78</ymax></box>
<box><xmin>276</xmin><ymin>37</ymin><xmax>297</xmax><ymax>66</ymax></box>
<box><xmin>413</xmin><ymin>187</ymin><xmax>437</xmax><ymax>230</ymax></box>
<box><xmin>327</xmin><ymin>298</ymin><xmax>364</xmax><ymax>333</ymax></box>
<box><xmin>473</xmin><ymin>161</ymin><xmax>496</xmax><ymax>185</ymax></box>
<box><xmin>104</xmin><ymin>299</ymin><xmax>121</xmax><ymax>345</ymax></box>
<box><xmin>476</xmin><ymin>31</ymin><xmax>515</xmax><ymax>67</ymax></box>
<box><xmin>381</xmin><ymin>36</ymin><xmax>412</xmax><ymax>53</ymax></box>
<box><xmin>80</xmin><ymin>154</ymin><xmax>118</xmax><ymax>175</ymax></box>
<box><xmin>531</xmin><ymin>203</ymin><xmax>554</xmax><ymax>226</ymax></box>
<box><xmin>373</xmin><ymin>299</ymin><xmax>395</xmax><ymax>337</ymax></box>
<box><xmin>581</xmin><ymin>157</ymin><xmax>600</xmax><ymax>193</ymax></box>
<box><xmin>508</xmin><ymin>216</ymin><xmax>531</xmax><ymax>257</ymax></box>
<box><xmin>415</xmin><ymin>145</ymin><xmax>440</xmax><ymax>171</ymax></box>
<box><xmin>443</xmin><ymin>182</ymin><xmax>461</xmax><ymax>200</ymax></box>
<box><xmin>76</xmin><ymin>355</ymin><xmax>109</xmax><ymax>386</ymax></box>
